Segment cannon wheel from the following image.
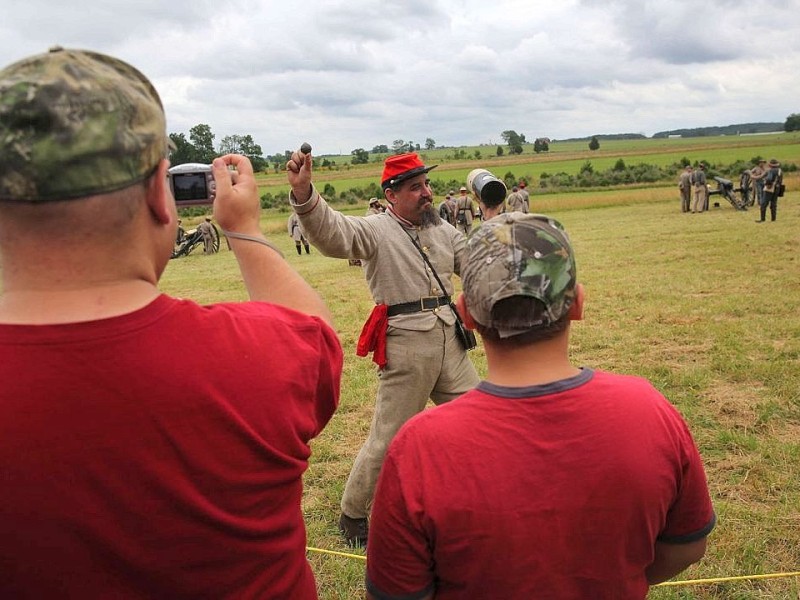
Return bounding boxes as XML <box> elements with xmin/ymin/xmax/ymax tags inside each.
<box><xmin>211</xmin><ymin>223</ymin><xmax>221</xmax><ymax>253</ymax></box>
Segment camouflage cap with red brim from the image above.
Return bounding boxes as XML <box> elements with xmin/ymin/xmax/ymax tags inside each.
<box><xmin>462</xmin><ymin>213</ymin><xmax>577</xmax><ymax>337</ymax></box>
<box><xmin>0</xmin><ymin>47</ymin><xmax>171</xmax><ymax>202</ymax></box>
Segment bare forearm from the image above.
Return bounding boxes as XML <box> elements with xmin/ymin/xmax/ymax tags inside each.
<box><xmin>229</xmin><ymin>236</ymin><xmax>332</xmax><ymax>325</ymax></box>
<box><xmin>646</xmin><ymin>539</ymin><xmax>707</xmax><ymax>585</ymax></box>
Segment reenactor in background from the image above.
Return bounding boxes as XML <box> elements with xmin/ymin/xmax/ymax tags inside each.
<box><xmin>691</xmin><ymin>164</ymin><xmax>708</xmax><ymax>213</ymax></box>
<box><xmin>197</xmin><ymin>217</ymin><xmax>217</xmax><ymax>254</ymax></box>
<box><xmin>758</xmin><ymin>159</ymin><xmax>783</xmax><ymax>223</ymax></box>
<box><xmin>506</xmin><ymin>185</ymin><xmax>528</xmax><ymax>213</ymax></box>
<box><xmin>438</xmin><ymin>193</ymin><xmax>456</xmax><ymax>225</ymax></box>
<box><xmin>678</xmin><ymin>166</ymin><xmax>693</xmax><ymax>213</ymax></box>
<box><xmin>518</xmin><ymin>179</ymin><xmax>531</xmax><ymax>211</ymax></box>
<box><xmin>455</xmin><ymin>185</ymin><xmax>476</xmax><ymax>234</ymax></box>
<box><xmin>288</xmin><ymin>212</ymin><xmax>311</xmax><ymax>254</ymax></box>
<box><xmin>749</xmin><ymin>159</ymin><xmax>768</xmax><ymax>210</ymax></box>
<box><xmin>366</xmin><ymin>197</ymin><xmax>384</xmax><ymax>216</ymax></box>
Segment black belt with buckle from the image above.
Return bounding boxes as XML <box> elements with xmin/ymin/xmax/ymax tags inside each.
<box><xmin>386</xmin><ymin>295</ymin><xmax>451</xmax><ymax>317</ymax></box>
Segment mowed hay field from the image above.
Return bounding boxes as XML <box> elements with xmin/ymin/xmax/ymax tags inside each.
<box><xmin>164</xmin><ymin>137</ymin><xmax>798</xmax><ymax>599</ymax></box>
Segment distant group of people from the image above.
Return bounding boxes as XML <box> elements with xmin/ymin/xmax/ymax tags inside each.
<box><xmin>1</xmin><ymin>47</ymin><xmax>715</xmax><ymax>599</ymax></box>
<box><xmin>677</xmin><ymin>163</ymin><xmax>710</xmax><ymax>213</ymax></box>
<box><xmin>438</xmin><ymin>179</ymin><xmax>532</xmax><ymax>234</ymax></box>
<box><xmin>678</xmin><ymin>159</ymin><xmax>784</xmax><ymax>221</ymax></box>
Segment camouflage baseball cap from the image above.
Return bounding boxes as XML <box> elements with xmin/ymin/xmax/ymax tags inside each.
<box><xmin>462</xmin><ymin>213</ymin><xmax>577</xmax><ymax>337</ymax></box>
<box><xmin>0</xmin><ymin>47</ymin><xmax>171</xmax><ymax>202</ymax></box>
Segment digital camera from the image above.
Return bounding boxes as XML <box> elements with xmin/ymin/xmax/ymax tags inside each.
<box><xmin>168</xmin><ymin>163</ymin><xmax>217</xmax><ymax>207</ymax></box>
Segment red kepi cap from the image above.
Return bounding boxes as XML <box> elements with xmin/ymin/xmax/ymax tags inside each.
<box><xmin>381</xmin><ymin>153</ymin><xmax>437</xmax><ymax>190</ymax></box>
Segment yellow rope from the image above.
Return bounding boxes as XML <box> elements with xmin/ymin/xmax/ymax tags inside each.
<box><xmin>306</xmin><ymin>547</ymin><xmax>799</xmax><ymax>586</ymax></box>
<box><xmin>307</xmin><ymin>546</ymin><xmax>366</xmax><ymax>561</ymax></box>
<box><xmin>656</xmin><ymin>571</ymin><xmax>800</xmax><ymax>586</ymax></box>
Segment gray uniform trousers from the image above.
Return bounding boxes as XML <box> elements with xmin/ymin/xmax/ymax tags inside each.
<box><xmin>341</xmin><ymin>319</ymin><xmax>479</xmax><ymax>518</ymax></box>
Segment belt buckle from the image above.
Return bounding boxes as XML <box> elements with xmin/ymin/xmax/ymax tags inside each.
<box><xmin>419</xmin><ymin>296</ymin><xmax>439</xmax><ymax>311</ymax></box>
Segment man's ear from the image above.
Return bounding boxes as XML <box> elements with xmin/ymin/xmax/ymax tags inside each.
<box><xmin>383</xmin><ymin>187</ymin><xmax>396</xmax><ymax>205</ymax></box>
<box><xmin>456</xmin><ymin>294</ymin><xmax>477</xmax><ymax>330</ymax></box>
<box><xmin>145</xmin><ymin>159</ymin><xmax>174</xmax><ymax>225</ymax></box>
<box><xmin>568</xmin><ymin>283</ymin><xmax>585</xmax><ymax>321</ymax></box>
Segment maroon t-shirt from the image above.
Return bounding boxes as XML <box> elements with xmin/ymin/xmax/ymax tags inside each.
<box><xmin>367</xmin><ymin>369</ymin><xmax>715</xmax><ymax>600</ymax></box>
<box><xmin>0</xmin><ymin>295</ymin><xmax>342</xmax><ymax>599</ymax></box>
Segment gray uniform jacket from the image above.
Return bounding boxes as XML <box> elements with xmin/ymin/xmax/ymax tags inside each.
<box><xmin>291</xmin><ymin>186</ymin><xmax>466</xmax><ymax>331</ymax></box>
<box><xmin>506</xmin><ymin>191</ymin><xmax>528</xmax><ymax>213</ymax></box>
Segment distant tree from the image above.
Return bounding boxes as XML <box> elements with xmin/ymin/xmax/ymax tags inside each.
<box><xmin>533</xmin><ymin>137</ymin><xmax>550</xmax><ymax>153</ymax></box>
<box><xmin>425</xmin><ymin>138</ymin><xmax>436</xmax><ymax>150</ymax></box>
<box><xmin>613</xmin><ymin>158</ymin><xmax>626</xmax><ymax>171</ymax></box>
<box><xmin>496</xmin><ymin>146</ymin><xmax>504</xmax><ymax>157</ymax></box>
<box><xmin>474</xmin><ymin>150</ymin><xmax>482</xmax><ymax>160</ymax></box>
<box><xmin>236</xmin><ymin>134</ymin><xmax>265</xmax><ymax>171</ymax></box>
<box><xmin>189</xmin><ymin>124</ymin><xmax>216</xmax><ymax>163</ymax></box>
<box><xmin>784</xmin><ymin>113</ymin><xmax>800</xmax><ymax>132</ymax></box>
<box><xmin>351</xmin><ymin>148</ymin><xmax>369</xmax><ymax>164</ymax></box>
<box><xmin>218</xmin><ymin>134</ymin><xmax>243</xmax><ymax>155</ymax></box>
<box><xmin>589</xmin><ymin>136</ymin><xmax>600</xmax><ymax>151</ymax></box>
<box><xmin>392</xmin><ymin>139</ymin><xmax>407</xmax><ymax>154</ymax></box>
<box><xmin>501</xmin><ymin>130</ymin><xmax>526</xmax><ymax>155</ymax></box>
<box><xmin>372</xmin><ymin>144</ymin><xmax>389</xmax><ymax>154</ymax></box>
<box><xmin>168</xmin><ymin>132</ymin><xmax>197</xmax><ymax>165</ymax></box>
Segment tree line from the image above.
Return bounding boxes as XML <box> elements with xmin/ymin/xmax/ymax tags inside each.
<box><xmin>168</xmin><ymin>125</ymin><xmax>556</xmax><ymax>172</ymax></box>
<box><xmin>170</xmin><ymin>113</ymin><xmax>798</xmax><ymax>174</ymax></box>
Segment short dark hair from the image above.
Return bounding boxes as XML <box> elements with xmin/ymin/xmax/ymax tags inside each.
<box><xmin>473</xmin><ymin>295</ymin><xmax>570</xmax><ymax>347</ymax></box>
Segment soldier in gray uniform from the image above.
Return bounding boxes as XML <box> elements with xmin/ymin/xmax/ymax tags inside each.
<box><xmin>197</xmin><ymin>217</ymin><xmax>217</xmax><ymax>254</ymax></box>
<box><xmin>455</xmin><ymin>185</ymin><xmax>476</xmax><ymax>234</ymax></box>
<box><xmin>506</xmin><ymin>185</ymin><xmax>528</xmax><ymax>213</ymax></box>
<box><xmin>287</xmin><ymin>212</ymin><xmax>310</xmax><ymax>254</ymax></box>
<box><xmin>678</xmin><ymin>166</ymin><xmax>693</xmax><ymax>213</ymax></box>
<box><xmin>692</xmin><ymin>164</ymin><xmax>708</xmax><ymax>213</ymax></box>
<box><xmin>286</xmin><ymin>150</ymin><xmax>480</xmax><ymax>547</ymax></box>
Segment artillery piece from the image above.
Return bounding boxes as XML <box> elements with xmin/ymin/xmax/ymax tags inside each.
<box><xmin>707</xmin><ymin>174</ymin><xmax>749</xmax><ymax>211</ymax></box>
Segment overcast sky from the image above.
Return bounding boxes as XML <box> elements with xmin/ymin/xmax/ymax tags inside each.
<box><xmin>2</xmin><ymin>0</ymin><xmax>798</xmax><ymax>155</ymax></box>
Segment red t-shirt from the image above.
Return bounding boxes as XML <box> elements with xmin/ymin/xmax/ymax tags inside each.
<box><xmin>0</xmin><ymin>295</ymin><xmax>342</xmax><ymax>599</ymax></box>
<box><xmin>367</xmin><ymin>369</ymin><xmax>715</xmax><ymax>600</ymax></box>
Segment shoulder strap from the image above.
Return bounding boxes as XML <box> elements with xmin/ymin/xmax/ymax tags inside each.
<box><xmin>393</xmin><ymin>219</ymin><xmax>465</xmax><ymax>325</ymax></box>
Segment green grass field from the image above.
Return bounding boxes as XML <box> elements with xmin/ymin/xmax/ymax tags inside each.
<box><xmin>163</xmin><ymin>146</ymin><xmax>800</xmax><ymax>598</ymax></box>
<box><xmin>255</xmin><ymin>133</ymin><xmax>800</xmax><ymax>200</ymax></box>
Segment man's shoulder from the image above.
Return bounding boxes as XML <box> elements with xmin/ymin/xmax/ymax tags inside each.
<box><xmin>173</xmin><ymin>297</ymin><xmax>332</xmax><ymax>333</ymax></box>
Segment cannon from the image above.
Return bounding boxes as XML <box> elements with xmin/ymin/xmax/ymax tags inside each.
<box><xmin>707</xmin><ymin>176</ymin><xmax>748</xmax><ymax>211</ymax></box>
<box><xmin>171</xmin><ymin>223</ymin><xmax>221</xmax><ymax>259</ymax></box>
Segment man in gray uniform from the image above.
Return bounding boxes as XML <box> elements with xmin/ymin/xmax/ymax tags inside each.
<box><xmin>692</xmin><ymin>163</ymin><xmax>708</xmax><ymax>213</ymax></box>
<box><xmin>286</xmin><ymin>150</ymin><xmax>480</xmax><ymax>547</ymax></box>
<box><xmin>506</xmin><ymin>185</ymin><xmax>528</xmax><ymax>213</ymax></box>
<box><xmin>455</xmin><ymin>185</ymin><xmax>476</xmax><ymax>234</ymax></box>
<box><xmin>678</xmin><ymin>166</ymin><xmax>693</xmax><ymax>213</ymax></box>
